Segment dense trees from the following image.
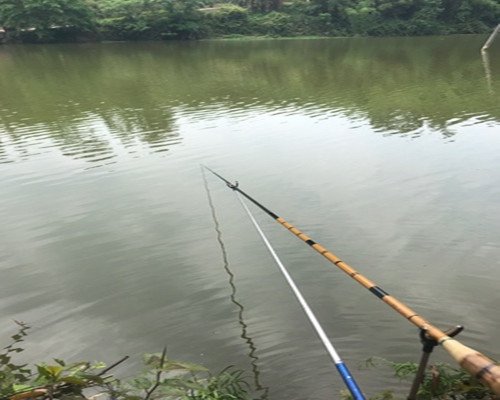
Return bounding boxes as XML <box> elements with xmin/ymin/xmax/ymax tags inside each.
<box><xmin>0</xmin><ymin>0</ymin><xmax>499</xmax><ymax>42</ymax></box>
<box><xmin>306</xmin><ymin>0</ymin><xmax>500</xmax><ymax>35</ymax></box>
<box><xmin>94</xmin><ymin>0</ymin><xmax>205</xmax><ymax>40</ymax></box>
<box><xmin>0</xmin><ymin>0</ymin><xmax>95</xmax><ymax>41</ymax></box>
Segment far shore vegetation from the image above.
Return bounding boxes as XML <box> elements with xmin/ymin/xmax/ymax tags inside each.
<box><xmin>0</xmin><ymin>0</ymin><xmax>499</xmax><ymax>44</ymax></box>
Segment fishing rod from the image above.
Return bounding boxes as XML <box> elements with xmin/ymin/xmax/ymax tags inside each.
<box><xmin>235</xmin><ymin>190</ymin><xmax>366</xmax><ymax>400</ymax></box>
<box><xmin>203</xmin><ymin>165</ymin><xmax>500</xmax><ymax>396</ymax></box>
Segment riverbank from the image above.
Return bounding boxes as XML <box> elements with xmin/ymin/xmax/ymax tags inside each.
<box><xmin>201</xmin><ymin>34</ymin><xmax>335</xmax><ymax>41</ymax></box>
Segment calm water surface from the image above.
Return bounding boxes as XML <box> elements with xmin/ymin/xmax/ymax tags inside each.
<box><xmin>1</xmin><ymin>36</ymin><xmax>499</xmax><ymax>399</ymax></box>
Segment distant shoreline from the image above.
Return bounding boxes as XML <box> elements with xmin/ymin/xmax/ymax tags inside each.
<box><xmin>0</xmin><ymin>32</ymin><xmax>491</xmax><ymax>46</ymax></box>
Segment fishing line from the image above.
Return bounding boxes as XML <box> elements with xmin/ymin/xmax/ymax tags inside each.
<box><xmin>201</xmin><ymin>167</ymin><xmax>269</xmax><ymax>399</ymax></box>
<box><xmin>235</xmin><ymin>191</ymin><xmax>366</xmax><ymax>400</ymax></box>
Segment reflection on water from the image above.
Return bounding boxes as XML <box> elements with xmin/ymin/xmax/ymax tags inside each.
<box><xmin>481</xmin><ymin>50</ymin><xmax>494</xmax><ymax>94</ymax></box>
<box><xmin>202</xmin><ymin>168</ymin><xmax>269</xmax><ymax>399</ymax></box>
<box><xmin>1</xmin><ymin>35</ymin><xmax>500</xmax><ymax>167</ymax></box>
<box><xmin>0</xmin><ymin>109</ymin><xmax>180</xmax><ymax>165</ymax></box>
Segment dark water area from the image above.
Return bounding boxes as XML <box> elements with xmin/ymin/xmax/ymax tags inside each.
<box><xmin>1</xmin><ymin>35</ymin><xmax>499</xmax><ymax>399</ymax></box>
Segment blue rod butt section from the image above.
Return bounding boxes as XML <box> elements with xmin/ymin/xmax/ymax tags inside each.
<box><xmin>335</xmin><ymin>362</ymin><xmax>366</xmax><ymax>400</ymax></box>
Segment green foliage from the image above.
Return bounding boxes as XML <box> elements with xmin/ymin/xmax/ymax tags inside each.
<box><xmin>0</xmin><ymin>321</ymin><xmax>31</xmax><ymax>396</ymax></box>
<box><xmin>93</xmin><ymin>0</ymin><xmax>162</xmax><ymax>18</ymax></box>
<box><xmin>361</xmin><ymin>357</ymin><xmax>492</xmax><ymax>400</ymax></box>
<box><xmin>161</xmin><ymin>0</ymin><xmax>206</xmax><ymax>39</ymax></box>
<box><xmin>93</xmin><ymin>0</ymin><xmax>204</xmax><ymax>40</ymax></box>
<box><xmin>205</xmin><ymin>4</ymin><xmax>250</xmax><ymax>36</ymax></box>
<box><xmin>345</xmin><ymin>3</ymin><xmax>381</xmax><ymax>35</ymax></box>
<box><xmin>451</xmin><ymin>0</ymin><xmax>500</xmax><ymax>33</ymax></box>
<box><xmin>0</xmin><ymin>0</ymin><xmax>95</xmax><ymax>42</ymax></box>
<box><xmin>376</xmin><ymin>0</ymin><xmax>417</xmax><ymax>18</ymax></box>
<box><xmin>250</xmin><ymin>11</ymin><xmax>294</xmax><ymax>36</ymax></box>
<box><xmin>1</xmin><ymin>322</ymin><xmax>107</xmax><ymax>399</ymax></box>
<box><xmin>1</xmin><ymin>323</ymin><xmax>251</xmax><ymax>400</ymax></box>
<box><xmin>175</xmin><ymin>367</ymin><xmax>251</xmax><ymax>400</ymax></box>
<box><xmin>236</xmin><ymin>0</ymin><xmax>283</xmax><ymax>13</ymax></box>
<box><xmin>0</xmin><ymin>0</ymin><xmax>499</xmax><ymax>42</ymax></box>
<box><xmin>341</xmin><ymin>389</ymin><xmax>397</xmax><ymax>400</ymax></box>
<box><xmin>3</xmin><ymin>323</ymin><xmax>495</xmax><ymax>400</ymax></box>
<box><xmin>306</xmin><ymin>0</ymin><xmax>500</xmax><ymax>36</ymax></box>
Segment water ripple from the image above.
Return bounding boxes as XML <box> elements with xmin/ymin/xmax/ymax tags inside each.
<box><xmin>1</xmin><ymin>37</ymin><xmax>500</xmax><ymax>400</ymax></box>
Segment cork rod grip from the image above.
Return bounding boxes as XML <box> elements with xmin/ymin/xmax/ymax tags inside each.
<box><xmin>441</xmin><ymin>338</ymin><xmax>500</xmax><ymax>395</ymax></box>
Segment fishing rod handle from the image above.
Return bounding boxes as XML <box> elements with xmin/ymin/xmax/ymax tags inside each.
<box><xmin>441</xmin><ymin>338</ymin><xmax>500</xmax><ymax>395</ymax></box>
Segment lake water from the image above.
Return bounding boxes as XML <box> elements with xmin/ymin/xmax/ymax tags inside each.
<box><xmin>1</xmin><ymin>35</ymin><xmax>499</xmax><ymax>399</ymax></box>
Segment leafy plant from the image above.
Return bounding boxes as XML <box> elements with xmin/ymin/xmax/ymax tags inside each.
<box><xmin>0</xmin><ymin>321</ymin><xmax>32</xmax><ymax>397</ymax></box>
<box><xmin>341</xmin><ymin>389</ymin><xmax>397</xmax><ymax>400</ymax></box>
<box><xmin>361</xmin><ymin>357</ymin><xmax>493</xmax><ymax>400</ymax></box>
<box><xmin>0</xmin><ymin>323</ymin><xmax>251</xmax><ymax>400</ymax></box>
<box><xmin>179</xmin><ymin>367</ymin><xmax>251</xmax><ymax>400</ymax></box>
<box><xmin>1</xmin><ymin>321</ymin><xmax>109</xmax><ymax>400</ymax></box>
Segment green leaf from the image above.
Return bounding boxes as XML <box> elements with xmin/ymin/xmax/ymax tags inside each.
<box><xmin>65</xmin><ymin>361</ymin><xmax>89</xmax><ymax>372</ymax></box>
<box><xmin>77</xmin><ymin>373</ymin><xmax>104</xmax><ymax>384</ymax></box>
<box><xmin>156</xmin><ymin>383</ymin><xmax>185</xmax><ymax>396</ymax></box>
<box><xmin>130</xmin><ymin>377</ymin><xmax>153</xmax><ymax>390</ymax></box>
<box><xmin>161</xmin><ymin>360</ymin><xmax>208</xmax><ymax>373</ymax></box>
<box><xmin>45</xmin><ymin>365</ymin><xmax>64</xmax><ymax>377</ymax></box>
<box><xmin>177</xmin><ymin>380</ymin><xmax>204</xmax><ymax>390</ymax></box>
<box><xmin>35</xmin><ymin>364</ymin><xmax>63</xmax><ymax>381</ymax></box>
<box><xmin>91</xmin><ymin>361</ymin><xmax>106</xmax><ymax>369</ymax></box>
<box><xmin>60</xmin><ymin>376</ymin><xmax>87</xmax><ymax>385</ymax></box>
<box><xmin>12</xmin><ymin>384</ymin><xmax>34</xmax><ymax>393</ymax></box>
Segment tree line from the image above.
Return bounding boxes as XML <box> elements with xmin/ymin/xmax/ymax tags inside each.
<box><xmin>0</xmin><ymin>0</ymin><xmax>499</xmax><ymax>43</ymax></box>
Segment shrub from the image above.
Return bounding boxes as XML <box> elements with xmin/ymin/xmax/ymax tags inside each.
<box><xmin>204</xmin><ymin>4</ymin><xmax>251</xmax><ymax>35</ymax></box>
<box><xmin>1</xmin><ymin>322</ymin><xmax>251</xmax><ymax>400</ymax></box>
<box><xmin>250</xmin><ymin>11</ymin><xmax>294</xmax><ymax>36</ymax></box>
<box><xmin>356</xmin><ymin>357</ymin><xmax>493</xmax><ymax>400</ymax></box>
<box><xmin>98</xmin><ymin>14</ymin><xmax>166</xmax><ymax>40</ymax></box>
<box><xmin>346</xmin><ymin>6</ymin><xmax>382</xmax><ymax>35</ymax></box>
